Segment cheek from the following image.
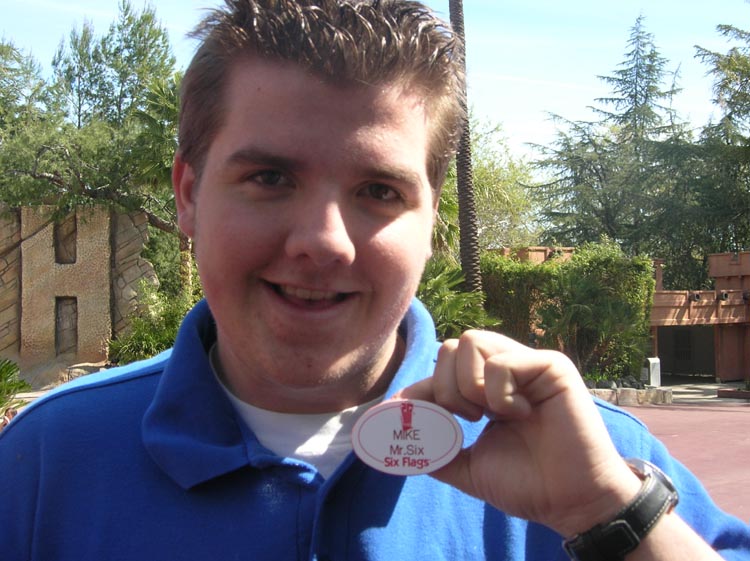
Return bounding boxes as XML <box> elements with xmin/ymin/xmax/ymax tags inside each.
<box><xmin>368</xmin><ymin>219</ymin><xmax>433</xmax><ymax>285</ymax></box>
<box><xmin>193</xmin><ymin>209</ymin><xmax>280</xmax><ymax>278</ymax></box>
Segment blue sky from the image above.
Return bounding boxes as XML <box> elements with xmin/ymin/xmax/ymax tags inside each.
<box><xmin>2</xmin><ymin>0</ymin><xmax>746</xmax><ymax>158</ymax></box>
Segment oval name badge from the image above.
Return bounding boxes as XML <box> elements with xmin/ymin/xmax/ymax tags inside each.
<box><xmin>352</xmin><ymin>399</ymin><xmax>463</xmax><ymax>476</ymax></box>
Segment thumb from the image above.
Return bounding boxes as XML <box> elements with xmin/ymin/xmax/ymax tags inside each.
<box><xmin>390</xmin><ymin>376</ymin><xmax>435</xmax><ymax>403</ymax></box>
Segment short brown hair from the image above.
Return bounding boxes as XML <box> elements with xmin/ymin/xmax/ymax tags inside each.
<box><xmin>178</xmin><ymin>0</ymin><xmax>465</xmax><ymax>190</ymax></box>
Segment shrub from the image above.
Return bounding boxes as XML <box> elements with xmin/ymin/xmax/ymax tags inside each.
<box><xmin>109</xmin><ymin>281</ymin><xmax>195</xmax><ymax>364</ymax></box>
<box><xmin>478</xmin><ymin>241</ymin><xmax>654</xmax><ymax>382</ymax></box>
<box><xmin>0</xmin><ymin>358</ymin><xmax>30</xmax><ymax>416</ymax></box>
<box><xmin>536</xmin><ymin>240</ymin><xmax>654</xmax><ymax>381</ymax></box>
<box><xmin>481</xmin><ymin>251</ymin><xmax>559</xmax><ymax>344</ymax></box>
<box><xmin>418</xmin><ymin>256</ymin><xmax>498</xmax><ymax>340</ymax></box>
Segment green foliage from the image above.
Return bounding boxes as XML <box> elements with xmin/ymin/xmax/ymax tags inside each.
<box><xmin>471</xmin><ymin>123</ymin><xmax>539</xmax><ymax>249</ymax></box>
<box><xmin>480</xmin><ymin>251</ymin><xmax>559</xmax><ymax>344</ymax></box>
<box><xmin>418</xmin><ymin>256</ymin><xmax>497</xmax><ymax>340</ymax></box>
<box><xmin>51</xmin><ymin>20</ymin><xmax>99</xmax><ymax>128</ymax></box>
<box><xmin>536</xmin><ymin>241</ymin><xmax>654</xmax><ymax>380</ymax></box>
<box><xmin>0</xmin><ymin>358</ymin><xmax>30</xmax><ymax>412</ymax></box>
<box><xmin>478</xmin><ymin>242</ymin><xmax>654</xmax><ymax>381</ymax></box>
<box><xmin>2</xmin><ymin>1</ymin><xmax>179</xmax><ymax>220</ymax></box>
<box><xmin>532</xmin><ymin>14</ymin><xmax>750</xmax><ymax>289</ymax></box>
<box><xmin>434</xmin><ymin>166</ymin><xmax>461</xmax><ymax>257</ymax></box>
<box><xmin>0</xmin><ymin>41</ymin><xmax>54</xmax><ymax>131</ymax></box>
<box><xmin>52</xmin><ymin>0</ymin><xmax>175</xmax><ymax>128</ymax></box>
<box><xmin>131</xmin><ymin>72</ymin><xmax>181</xmax><ymax>190</ymax></box>
<box><xmin>142</xmin><ymin>226</ymin><xmax>186</xmax><ymax>297</ymax></box>
<box><xmin>532</xmin><ymin>16</ymin><xmax>688</xmax><ymax>259</ymax></box>
<box><xmin>627</xmin><ymin>20</ymin><xmax>750</xmax><ymax>290</ymax></box>
<box><xmin>437</xmin><ymin>118</ymin><xmax>539</xmax><ymax>260</ymax></box>
<box><xmin>108</xmin><ymin>281</ymin><xmax>194</xmax><ymax>364</ymax></box>
<box><xmin>697</xmin><ymin>24</ymin><xmax>750</xmax><ymax>134</ymax></box>
<box><xmin>595</xmin><ymin>15</ymin><xmax>680</xmax><ymax>140</ymax></box>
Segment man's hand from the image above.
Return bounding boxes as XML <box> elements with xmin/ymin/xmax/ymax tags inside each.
<box><xmin>394</xmin><ymin>330</ymin><xmax>642</xmax><ymax>536</ymax></box>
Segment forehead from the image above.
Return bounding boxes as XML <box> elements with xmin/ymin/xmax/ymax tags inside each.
<box><xmin>224</xmin><ymin>58</ymin><xmax>429</xmax><ymax>124</ymax></box>
<box><xmin>209</xmin><ymin>59</ymin><xmax>434</xmax><ymax>178</ymax></box>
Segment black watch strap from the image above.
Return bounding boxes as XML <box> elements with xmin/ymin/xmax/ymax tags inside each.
<box><xmin>563</xmin><ymin>459</ymin><xmax>679</xmax><ymax>561</ymax></box>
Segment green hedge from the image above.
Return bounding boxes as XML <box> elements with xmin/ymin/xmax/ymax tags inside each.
<box><xmin>480</xmin><ymin>241</ymin><xmax>654</xmax><ymax>381</ymax></box>
<box><xmin>536</xmin><ymin>242</ymin><xmax>654</xmax><ymax>381</ymax></box>
<box><xmin>481</xmin><ymin>252</ymin><xmax>558</xmax><ymax>345</ymax></box>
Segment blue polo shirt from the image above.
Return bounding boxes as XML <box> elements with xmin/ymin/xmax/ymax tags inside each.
<box><xmin>1</xmin><ymin>299</ymin><xmax>748</xmax><ymax>560</ymax></box>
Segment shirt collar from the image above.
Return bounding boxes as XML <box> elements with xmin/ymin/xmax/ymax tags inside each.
<box><xmin>142</xmin><ymin>298</ymin><xmax>438</xmax><ymax>489</ymax></box>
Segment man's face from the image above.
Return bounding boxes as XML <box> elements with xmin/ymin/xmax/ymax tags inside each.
<box><xmin>174</xmin><ymin>59</ymin><xmax>437</xmax><ymax>413</ymax></box>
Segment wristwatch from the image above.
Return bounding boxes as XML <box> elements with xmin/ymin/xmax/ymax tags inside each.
<box><xmin>562</xmin><ymin>458</ymin><xmax>679</xmax><ymax>561</ymax></box>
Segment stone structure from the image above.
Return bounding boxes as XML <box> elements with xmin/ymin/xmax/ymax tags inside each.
<box><xmin>0</xmin><ymin>214</ymin><xmax>21</xmax><ymax>361</ymax></box>
<box><xmin>0</xmin><ymin>206</ymin><xmax>157</xmax><ymax>388</ymax></box>
<box><xmin>651</xmin><ymin>252</ymin><xmax>750</xmax><ymax>382</ymax></box>
<box><xmin>502</xmin><ymin>247</ymin><xmax>750</xmax><ymax>383</ymax></box>
<box><xmin>112</xmin><ymin>212</ymin><xmax>158</xmax><ymax>336</ymax></box>
<box><xmin>495</xmin><ymin>246</ymin><xmax>575</xmax><ymax>264</ymax></box>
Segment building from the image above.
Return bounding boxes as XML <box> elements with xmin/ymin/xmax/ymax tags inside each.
<box><xmin>503</xmin><ymin>247</ymin><xmax>749</xmax><ymax>383</ymax></box>
<box><xmin>651</xmin><ymin>252</ymin><xmax>750</xmax><ymax>382</ymax></box>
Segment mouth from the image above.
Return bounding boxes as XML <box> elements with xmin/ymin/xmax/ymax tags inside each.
<box><xmin>269</xmin><ymin>283</ymin><xmax>351</xmax><ymax>307</ymax></box>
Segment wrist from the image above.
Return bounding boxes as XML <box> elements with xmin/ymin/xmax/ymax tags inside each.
<box><xmin>555</xmin><ymin>461</ymin><xmax>643</xmax><ymax>538</ymax></box>
<box><xmin>562</xmin><ymin>459</ymin><xmax>680</xmax><ymax>561</ymax></box>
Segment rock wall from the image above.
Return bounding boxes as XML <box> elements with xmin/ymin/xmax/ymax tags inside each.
<box><xmin>112</xmin><ymin>212</ymin><xmax>158</xmax><ymax>336</ymax></box>
<box><xmin>0</xmin><ymin>210</ymin><xmax>21</xmax><ymax>363</ymax></box>
<box><xmin>0</xmin><ymin>206</ymin><xmax>157</xmax><ymax>388</ymax></box>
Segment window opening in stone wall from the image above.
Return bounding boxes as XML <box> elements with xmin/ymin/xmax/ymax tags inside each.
<box><xmin>54</xmin><ymin>213</ymin><xmax>77</xmax><ymax>264</ymax></box>
<box><xmin>55</xmin><ymin>297</ymin><xmax>78</xmax><ymax>356</ymax></box>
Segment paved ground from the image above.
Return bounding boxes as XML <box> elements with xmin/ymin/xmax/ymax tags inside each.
<box><xmin>622</xmin><ymin>379</ymin><xmax>750</xmax><ymax>523</ymax></box>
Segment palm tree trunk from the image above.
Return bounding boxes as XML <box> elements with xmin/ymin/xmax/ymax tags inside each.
<box><xmin>449</xmin><ymin>0</ymin><xmax>482</xmax><ymax>292</ymax></box>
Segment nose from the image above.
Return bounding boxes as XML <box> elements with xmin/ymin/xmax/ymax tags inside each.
<box><xmin>284</xmin><ymin>196</ymin><xmax>356</xmax><ymax>267</ymax></box>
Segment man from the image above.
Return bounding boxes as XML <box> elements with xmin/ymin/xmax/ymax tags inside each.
<box><xmin>1</xmin><ymin>1</ymin><xmax>748</xmax><ymax>560</ymax></box>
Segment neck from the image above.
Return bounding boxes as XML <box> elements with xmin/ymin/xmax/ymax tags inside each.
<box><xmin>213</xmin><ymin>334</ymin><xmax>406</xmax><ymax>413</ymax></box>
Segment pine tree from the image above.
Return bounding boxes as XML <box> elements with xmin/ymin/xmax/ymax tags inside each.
<box><xmin>534</xmin><ymin>16</ymin><xmax>686</xmax><ymax>256</ymax></box>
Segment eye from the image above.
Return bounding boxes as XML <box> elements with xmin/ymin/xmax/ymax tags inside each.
<box><xmin>362</xmin><ymin>183</ymin><xmax>401</xmax><ymax>202</ymax></box>
<box><xmin>248</xmin><ymin>169</ymin><xmax>290</xmax><ymax>187</ymax></box>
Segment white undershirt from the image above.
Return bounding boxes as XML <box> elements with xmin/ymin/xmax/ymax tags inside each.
<box><xmin>210</xmin><ymin>345</ymin><xmax>383</xmax><ymax>479</ymax></box>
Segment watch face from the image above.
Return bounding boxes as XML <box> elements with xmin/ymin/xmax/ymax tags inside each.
<box><xmin>625</xmin><ymin>458</ymin><xmax>678</xmax><ymax>495</ymax></box>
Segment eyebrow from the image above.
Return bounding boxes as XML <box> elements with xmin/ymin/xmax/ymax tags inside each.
<box><xmin>224</xmin><ymin>146</ymin><xmax>425</xmax><ymax>188</ymax></box>
<box><xmin>358</xmin><ymin>165</ymin><xmax>424</xmax><ymax>188</ymax></box>
<box><xmin>224</xmin><ymin>147</ymin><xmax>305</xmax><ymax>173</ymax></box>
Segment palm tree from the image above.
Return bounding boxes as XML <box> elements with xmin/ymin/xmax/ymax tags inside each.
<box><xmin>448</xmin><ymin>0</ymin><xmax>482</xmax><ymax>291</ymax></box>
<box><xmin>132</xmin><ymin>72</ymin><xmax>194</xmax><ymax>299</ymax></box>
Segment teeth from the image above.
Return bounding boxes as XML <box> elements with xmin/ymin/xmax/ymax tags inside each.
<box><xmin>280</xmin><ymin>285</ymin><xmax>338</xmax><ymax>301</ymax></box>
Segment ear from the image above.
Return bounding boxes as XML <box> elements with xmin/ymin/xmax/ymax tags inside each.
<box><xmin>432</xmin><ymin>186</ymin><xmax>442</xmax><ymax>214</ymax></box>
<box><xmin>426</xmin><ymin>197</ymin><xmax>438</xmax><ymax>262</ymax></box>
<box><xmin>173</xmin><ymin>153</ymin><xmax>197</xmax><ymax>239</ymax></box>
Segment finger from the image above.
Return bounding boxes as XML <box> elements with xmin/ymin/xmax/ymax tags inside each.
<box><xmin>427</xmin><ymin>447</ymin><xmax>481</xmax><ymax>501</ymax></box>
<box><xmin>483</xmin><ymin>357</ymin><xmax>533</xmax><ymax>419</ymax></box>
<box><xmin>434</xmin><ymin>338</ymin><xmax>484</xmax><ymax>420</ymax></box>
<box><xmin>495</xmin><ymin>349</ymin><xmax>582</xmax><ymax>407</ymax></box>
<box><xmin>454</xmin><ymin>331</ymin><xmax>492</xmax><ymax>408</ymax></box>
